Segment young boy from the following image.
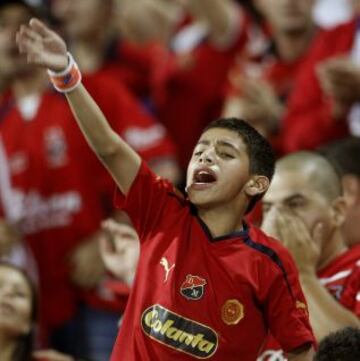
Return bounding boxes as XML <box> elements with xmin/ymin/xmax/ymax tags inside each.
<box><xmin>16</xmin><ymin>18</ymin><xmax>315</xmax><ymax>360</ymax></box>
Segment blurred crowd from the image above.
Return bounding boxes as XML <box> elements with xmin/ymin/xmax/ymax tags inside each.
<box><xmin>0</xmin><ymin>0</ymin><xmax>360</xmax><ymax>360</ymax></box>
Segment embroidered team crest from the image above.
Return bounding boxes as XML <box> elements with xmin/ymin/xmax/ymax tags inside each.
<box><xmin>221</xmin><ymin>299</ymin><xmax>244</xmax><ymax>325</ymax></box>
<box><xmin>180</xmin><ymin>274</ymin><xmax>207</xmax><ymax>300</ymax></box>
<box><xmin>44</xmin><ymin>127</ymin><xmax>68</xmax><ymax>168</ymax></box>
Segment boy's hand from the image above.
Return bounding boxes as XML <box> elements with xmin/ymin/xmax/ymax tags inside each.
<box><xmin>16</xmin><ymin>18</ymin><xmax>68</xmax><ymax>72</ymax></box>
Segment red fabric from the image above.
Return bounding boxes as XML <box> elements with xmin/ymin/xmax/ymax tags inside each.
<box><xmin>258</xmin><ymin>244</ymin><xmax>360</xmax><ymax>360</ymax></box>
<box><xmin>318</xmin><ymin>244</ymin><xmax>360</xmax><ymax>317</ymax></box>
<box><xmin>111</xmin><ymin>162</ymin><xmax>314</xmax><ymax>360</ymax></box>
<box><xmin>282</xmin><ymin>19</ymin><xmax>357</xmax><ymax>153</ymax></box>
<box><xmin>0</xmin><ymin>74</ymin><xmax>176</xmax><ymax>333</ymax></box>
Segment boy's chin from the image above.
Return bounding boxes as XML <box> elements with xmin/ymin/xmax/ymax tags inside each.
<box><xmin>188</xmin><ymin>191</ymin><xmax>216</xmax><ymax>208</ymax></box>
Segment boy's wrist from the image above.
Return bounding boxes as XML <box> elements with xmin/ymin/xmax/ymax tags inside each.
<box><xmin>47</xmin><ymin>52</ymin><xmax>82</xmax><ymax>93</ymax></box>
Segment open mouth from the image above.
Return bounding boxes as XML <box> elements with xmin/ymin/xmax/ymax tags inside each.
<box><xmin>193</xmin><ymin>169</ymin><xmax>217</xmax><ymax>185</ymax></box>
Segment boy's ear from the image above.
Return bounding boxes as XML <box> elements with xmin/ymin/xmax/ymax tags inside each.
<box><xmin>244</xmin><ymin>176</ymin><xmax>270</xmax><ymax>197</ymax></box>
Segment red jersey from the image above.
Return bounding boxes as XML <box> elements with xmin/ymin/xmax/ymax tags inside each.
<box><xmin>282</xmin><ymin>19</ymin><xmax>356</xmax><ymax>153</ymax></box>
<box><xmin>111</xmin><ymin>162</ymin><xmax>314</xmax><ymax>360</ymax></box>
<box><xmin>0</xmin><ymin>75</ymin><xmax>176</xmax><ymax>331</ymax></box>
<box><xmin>318</xmin><ymin>244</ymin><xmax>360</xmax><ymax>317</ymax></box>
<box><xmin>258</xmin><ymin>245</ymin><xmax>360</xmax><ymax>360</ymax></box>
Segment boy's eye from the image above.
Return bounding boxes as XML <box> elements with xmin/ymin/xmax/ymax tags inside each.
<box><xmin>194</xmin><ymin>151</ymin><xmax>203</xmax><ymax>156</ymax></box>
<box><xmin>219</xmin><ymin>152</ymin><xmax>234</xmax><ymax>159</ymax></box>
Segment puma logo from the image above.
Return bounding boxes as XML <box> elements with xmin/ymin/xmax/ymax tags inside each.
<box><xmin>160</xmin><ymin>257</ymin><xmax>175</xmax><ymax>283</ymax></box>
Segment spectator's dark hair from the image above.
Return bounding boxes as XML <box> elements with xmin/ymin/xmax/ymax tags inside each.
<box><xmin>204</xmin><ymin>117</ymin><xmax>275</xmax><ymax>213</ymax></box>
<box><xmin>314</xmin><ymin>327</ymin><xmax>360</xmax><ymax>361</ymax></box>
<box><xmin>318</xmin><ymin>136</ymin><xmax>360</xmax><ymax>177</ymax></box>
<box><xmin>0</xmin><ymin>262</ymin><xmax>38</xmax><ymax>361</ymax></box>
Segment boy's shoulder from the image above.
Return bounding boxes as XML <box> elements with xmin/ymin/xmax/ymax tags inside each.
<box><xmin>246</xmin><ymin>224</ymin><xmax>297</xmax><ymax>271</ymax></box>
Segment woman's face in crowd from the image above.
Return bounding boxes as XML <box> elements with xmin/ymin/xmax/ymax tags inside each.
<box><xmin>0</xmin><ymin>265</ymin><xmax>33</xmax><ymax>337</ymax></box>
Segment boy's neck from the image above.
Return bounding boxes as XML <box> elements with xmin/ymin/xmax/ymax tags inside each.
<box><xmin>197</xmin><ymin>203</ymin><xmax>246</xmax><ymax>238</ymax></box>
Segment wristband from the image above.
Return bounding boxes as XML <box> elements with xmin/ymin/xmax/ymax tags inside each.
<box><xmin>47</xmin><ymin>52</ymin><xmax>82</xmax><ymax>93</ymax></box>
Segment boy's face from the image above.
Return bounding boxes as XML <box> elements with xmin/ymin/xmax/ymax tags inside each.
<box><xmin>186</xmin><ymin>128</ymin><xmax>252</xmax><ymax>208</ymax></box>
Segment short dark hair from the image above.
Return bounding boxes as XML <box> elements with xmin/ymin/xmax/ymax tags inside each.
<box><xmin>204</xmin><ymin>117</ymin><xmax>275</xmax><ymax>213</ymax></box>
<box><xmin>314</xmin><ymin>327</ymin><xmax>360</xmax><ymax>361</ymax></box>
<box><xmin>318</xmin><ymin>136</ymin><xmax>360</xmax><ymax>177</ymax></box>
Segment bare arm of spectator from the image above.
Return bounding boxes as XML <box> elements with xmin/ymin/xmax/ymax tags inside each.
<box><xmin>317</xmin><ymin>56</ymin><xmax>360</xmax><ymax>119</ymax></box>
<box><xmin>179</xmin><ymin>0</ymin><xmax>242</xmax><ymax>47</ymax></box>
<box><xmin>16</xmin><ymin>19</ymin><xmax>141</xmax><ymax>195</ymax></box>
<box><xmin>262</xmin><ymin>208</ymin><xmax>360</xmax><ymax>341</ymax></box>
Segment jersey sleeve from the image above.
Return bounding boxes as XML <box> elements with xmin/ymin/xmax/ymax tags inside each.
<box><xmin>260</xmin><ymin>242</ymin><xmax>315</xmax><ymax>353</ymax></box>
<box><xmin>114</xmin><ymin>161</ymin><xmax>184</xmax><ymax>243</ymax></box>
<box><xmin>340</xmin><ymin>262</ymin><xmax>360</xmax><ymax>318</ymax></box>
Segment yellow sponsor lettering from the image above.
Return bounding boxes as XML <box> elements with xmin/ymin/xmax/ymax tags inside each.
<box><xmin>178</xmin><ymin>331</ymin><xmax>194</xmax><ymax>345</ymax></box>
<box><xmin>191</xmin><ymin>334</ymin><xmax>204</xmax><ymax>347</ymax></box>
<box><xmin>166</xmin><ymin>327</ymin><xmax>183</xmax><ymax>341</ymax></box>
<box><xmin>144</xmin><ymin>310</ymin><xmax>158</xmax><ymax>327</ymax></box>
<box><xmin>160</xmin><ymin>320</ymin><xmax>174</xmax><ymax>335</ymax></box>
<box><xmin>152</xmin><ymin>320</ymin><xmax>163</xmax><ymax>332</ymax></box>
<box><xmin>141</xmin><ymin>305</ymin><xmax>218</xmax><ymax>358</ymax></box>
<box><xmin>199</xmin><ymin>340</ymin><xmax>216</xmax><ymax>353</ymax></box>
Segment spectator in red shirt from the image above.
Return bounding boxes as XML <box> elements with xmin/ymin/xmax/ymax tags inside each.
<box><xmin>223</xmin><ymin>0</ymin><xmax>317</xmax><ymax>154</ymax></box>
<box><xmin>259</xmin><ymin>151</ymin><xmax>360</xmax><ymax>360</ymax></box>
<box><xmin>282</xmin><ymin>0</ymin><xmax>360</xmax><ymax>153</ymax></box>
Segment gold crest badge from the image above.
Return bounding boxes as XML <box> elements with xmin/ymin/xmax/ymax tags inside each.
<box><xmin>221</xmin><ymin>299</ymin><xmax>244</xmax><ymax>325</ymax></box>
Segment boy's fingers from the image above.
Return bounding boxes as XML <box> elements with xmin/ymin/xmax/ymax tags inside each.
<box><xmin>23</xmin><ymin>27</ymin><xmax>42</xmax><ymax>43</ymax></box>
<box><xmin>29</xmin><ymin>18</ymin><xmax>52</xmax><ymax>37</ymax></box>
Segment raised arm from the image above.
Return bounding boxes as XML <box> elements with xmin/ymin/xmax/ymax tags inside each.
<box><xmin>16</xmin><ymin>18</ymin><xmax>141</xmax><ymax>195</ymax></box>
<box><xmin>183</xmin><ymin>0</ymin><xmax>242</xmax><ymax>47</ymax></box>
